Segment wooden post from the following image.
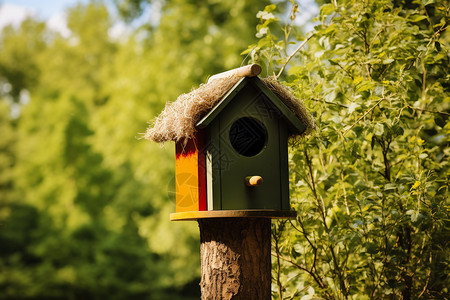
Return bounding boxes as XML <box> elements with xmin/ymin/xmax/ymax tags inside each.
<box><xmin>198</xmin><ymin>218</ymin><xmax>271</xmax><ymax>300</ymax></box>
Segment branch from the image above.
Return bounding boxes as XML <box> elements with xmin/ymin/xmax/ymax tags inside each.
<box><xmin>334</xmin><ymin>61</ymin><xmax>355</xmax><ymax>80</ymax></box>
<box><xmin>276</xmin><ymin>34</ymin><xmax>314</xmax><ymax>80</ymax></box>
<box><xmin>274</xmin><ymin>252</ymin><xmax>328</xmax><ymax>291</ymax></box>
<box><xmin>417</xmin><ymin>252</ymin><xmax>432</xmax><ymax>298</ymax></box>
<box><xmin>289</xmin><ymin>219</ymin><xmax>316</xmax><ymax>251</ymax></box>
<box><xmin>311</xmin><ymin>98</ymin><xmax>349</xmax><ymax>109</ymax></box>
<box><xmin>305</xmin><ymin>150</ymin><xmax>348</xmax><ymax>298</ymax></box>
<box><xmin>369</xmin><ymin>28</ymin><xmax>384</xmax><ymax>50</ymax></box>
<box><xmin>272</xmin><ymin>222</ymin><xmax>287</xmax><ymax>300</ymax></box>
<box><xmin>406</xmin><ymin>104</ymin><xmax>450</xmax><ymax>116</ymax></box>
<box><xmin>342</xmin><ymin>97</ymin><xmax>385</xmax><ymax>135</ymax></box>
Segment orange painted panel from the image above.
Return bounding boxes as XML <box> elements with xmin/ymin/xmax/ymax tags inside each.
<box><xmin>175</xmin><ymin>140</ymin><xmax>199</xmax><ymax>212</ymax></box>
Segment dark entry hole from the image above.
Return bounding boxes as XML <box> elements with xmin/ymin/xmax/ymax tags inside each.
<box><xmin>229</xmin><ymin>117</ymin><xmax>267</xmax><ymax>157</ymax></box>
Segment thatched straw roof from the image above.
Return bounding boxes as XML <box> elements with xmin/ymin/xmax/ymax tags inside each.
<box><xmin>144</xmin><ymin>75</ymin><xmax>314</xmax><ymax>143</ymax></box>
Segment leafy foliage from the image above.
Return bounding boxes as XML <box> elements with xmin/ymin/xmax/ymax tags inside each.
<box><xmin>1</xmin><ymin>0</ymin><xmax>448</xmax><ymax>299</ymax></box>
<box><xmin>246</xmin><ymin>1</ymin><xmax>449</xmax><ymax>299</ymax></box>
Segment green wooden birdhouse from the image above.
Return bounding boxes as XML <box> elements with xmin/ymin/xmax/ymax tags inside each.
<box><xmin>145</xmin><ymin>64</ymin><xmax>314</xmax><ymax>220</ymax></box>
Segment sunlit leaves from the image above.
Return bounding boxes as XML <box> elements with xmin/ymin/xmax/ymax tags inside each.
<box><xmin>259</xmin><ymin>0</ymin><xmax>450</xmax><ymax>299</ymax></box>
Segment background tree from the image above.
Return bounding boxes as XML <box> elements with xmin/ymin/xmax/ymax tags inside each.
<box><xmin>0</xmin><ymin>0</ymin><xmax>267</xmax><ymax>298</ymax></box>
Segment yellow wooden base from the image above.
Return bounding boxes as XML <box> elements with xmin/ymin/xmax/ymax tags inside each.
<box><xmin>170</xmin><ymin>210</ymin><xmax>297</xmax><ymax>221</ymax></box>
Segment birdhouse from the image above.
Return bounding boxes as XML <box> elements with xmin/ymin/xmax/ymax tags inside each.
<box><xmin>145</xmin><ymin>64</ymin><xmax>314</xmax><ymax>220</ymax></box>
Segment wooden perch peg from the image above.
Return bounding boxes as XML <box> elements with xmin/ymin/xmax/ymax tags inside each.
<box><xmin>245</xmin><ymin>176</ymin><xmax>263</xmax><ymax>187</ymax></box>
<box><xmin>207</xmin><ymin>64</ymin><xmax>262</xmax><ymax>83</ymax></box>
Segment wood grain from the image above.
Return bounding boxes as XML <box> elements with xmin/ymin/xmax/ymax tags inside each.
<box><xmin>207</xmin><ymin>64</ymin><xmax>262</xmax><ymax>83</ymax></box>
<box><xmin>199</xmin><ymin>218</ymin><xmax>271</xmax><ymax>299</ymax></box>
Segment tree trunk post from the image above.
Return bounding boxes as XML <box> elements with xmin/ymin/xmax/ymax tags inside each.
<box><xmin>198</xmin><ymin>217</ymin><xmax>271</xmax><ymax>300</ymax></box>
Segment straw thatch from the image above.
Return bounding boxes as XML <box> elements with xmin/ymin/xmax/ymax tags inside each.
<box><xmin>262</xmin><ymin>76</ymin><xmax>315</xmax><ymax>137</ymax></box>
<box><xmin>144</xmin><ymin>75</ymin><xmax>314</xmax><ymax>143</ymax></box>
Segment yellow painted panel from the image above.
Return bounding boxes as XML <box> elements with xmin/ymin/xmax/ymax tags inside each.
<box><xmin>175</xmin><ymin>149</ymin><xmax>199</xmax><ymax>212</ymax></box>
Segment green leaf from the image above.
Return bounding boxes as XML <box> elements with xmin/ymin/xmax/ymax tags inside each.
<box><xmin>329</xmin><ymin>59</ymin><xmax>339</xmax><ymax>65</ymax></box>
<box><xmin>374</xmin><ymin>124</ymin><xmax>384</xmax><ymax>136</ymax></box>
<box><xmin>410</xmin><ymin>15</ymin><xmax>427</xmax><ymax>22</ymax></box>
<box><xmin>240</xmin><ymin>46</ymin><xmax>254</xmax><ymax>55</ymax></box>
<box><xmin>356</xmin><ymin>81</ymin><xmax>375</xmax><ymax>92</ymax></box>
<box><xmin>320</xmin><ymin>4</ymin><xmax>335</xmax><ymax>17</ymax></box>
<box><xmin>288</xmin><ymin>66</ymin><xmax>303</xmax><ymax>75</ymax></box>
<box><xmin>354</xmin><ymin>76</ymin><xmax>363</xmax><ymax>85</ymax></box>
<box><xmin>384</xmin><ymin>183</ymin><xmax>397</xmax><ymax>191</ymax></box>
<box><xmin>264</xmin><ymin>4</ymin><xmax>277</xmax><ymax>13</ymax></box>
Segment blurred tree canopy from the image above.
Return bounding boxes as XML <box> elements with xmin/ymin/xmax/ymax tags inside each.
<box><xmin>0</xmin><ymin>0</ymin><xmax>267</xmax><ymax>298</ymax></box>
<box><xmin>0</xmin><ymin>0</ymin><xmax>448</xmax><ymax>299</ymax></box>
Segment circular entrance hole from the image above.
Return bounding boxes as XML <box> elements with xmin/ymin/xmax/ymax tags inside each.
<box><xmin>229</xmin><ymin>117</ymin><xmax>267</xmax><ymax>157</ymax></box>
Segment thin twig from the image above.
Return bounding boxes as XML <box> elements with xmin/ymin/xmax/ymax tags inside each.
<box><xmin>343</xmin><ymin>97</ymin><xmax>385</xmax><ymax>135</ymax></box>
<box><xmin>305</xmin><ymin>149</ymin><xmax>348</xmax><ymax>298</ymax></box>
<box><xmin>274</xmin><ymin>252</ymin><xmax>328</xmax><ymax>290</ymax></box>
<box><xmin>417</xmin><ymin>252</ymin><xmax>432</xmax><ymax>298</ymax></box>
<box><xmin>273</xmin><ymin>225</ymin><xmax>285</xmax><ymax>300</ymax></box>
<box><xmin>369</xmin><ymin>28</ymin><xmax>384</xmax><ymax>50</ymax></box>
<box><xmin>335</xmin><ymin>61</ymin><xmax>355</xmax><ymax>80</ymax></box>
<box><xmin>311</xmin><ymin>98</ymin><xmax>349</xmax><ymax>108</ymax></box>
<box><xmin>406</xmin><ymin>104</ymin><xmax>450</xmax><ymax>116</ymax></box>
<box><xmin>276</xmin><ymin>34</ymin><xmax>314</xmax><ymax>80</ymax></box>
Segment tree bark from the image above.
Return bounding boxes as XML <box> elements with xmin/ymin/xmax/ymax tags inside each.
<box><xmin>198</xmin><ymin>218</ymin><xmax>271</xmax><ymax>300</ymax></box>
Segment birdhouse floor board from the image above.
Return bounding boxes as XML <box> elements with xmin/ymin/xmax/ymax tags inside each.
<box><xmin>170</xmin><ymin>210</ymin><xmax>297</xmax><ymax>221</ymax></box>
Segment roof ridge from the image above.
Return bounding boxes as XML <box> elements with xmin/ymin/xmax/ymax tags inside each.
<box><xmin>144</xmin><ymin>73</ymin><xmax>314</xmax><ymax>144</ymax></box>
